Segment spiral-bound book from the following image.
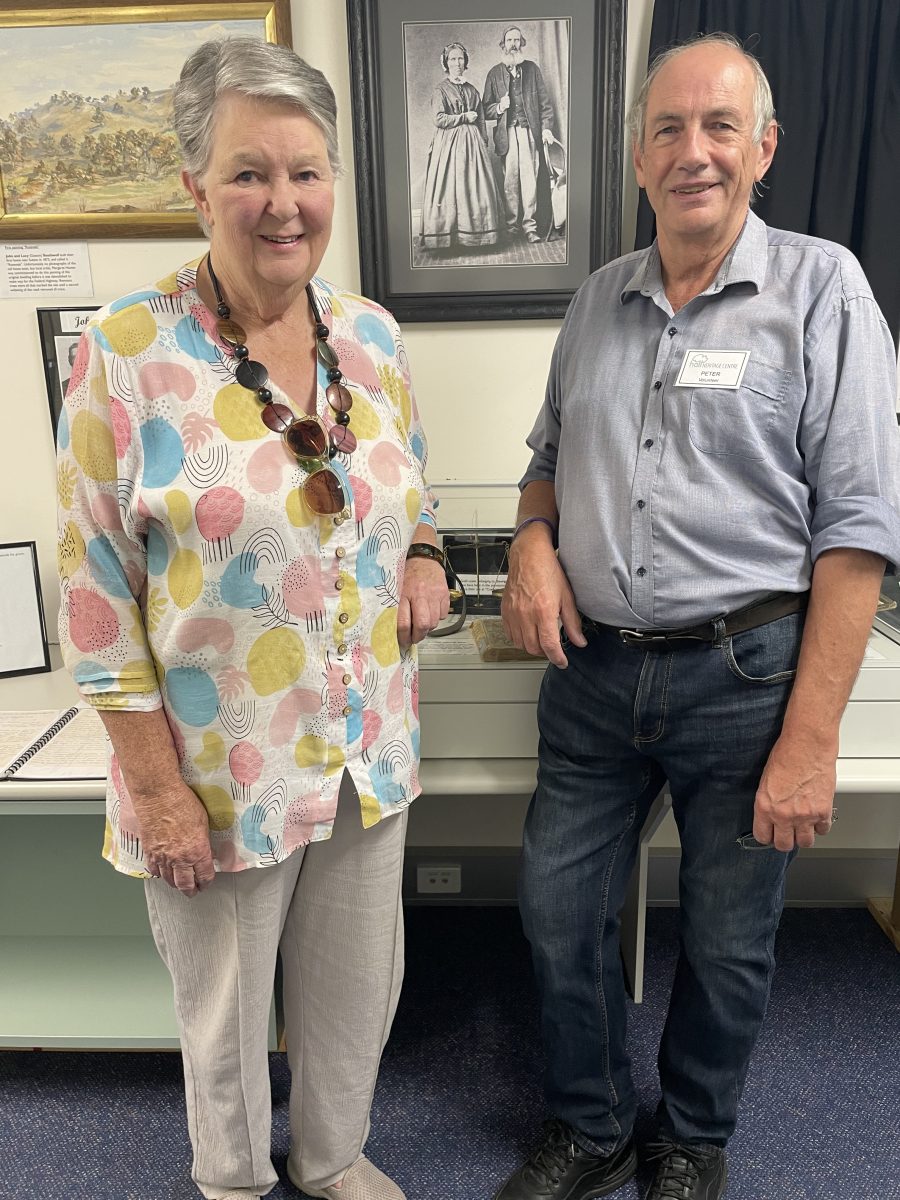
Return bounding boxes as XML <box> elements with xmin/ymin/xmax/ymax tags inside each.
<box><xmin>0</xmin><ymin>707</ymin><xmax>106</xmax><ymax>781</ymax></box>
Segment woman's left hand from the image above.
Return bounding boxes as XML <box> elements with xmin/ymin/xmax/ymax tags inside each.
<box><xmin>398</xmin><ymin>557</ymin><xmax>450</xmax><ymax>646</ymax></box>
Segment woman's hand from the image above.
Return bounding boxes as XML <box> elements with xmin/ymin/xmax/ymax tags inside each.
<box><xmin>398</xmin><ymin>557</ymin><xmax>450</xmax><ymax>646</ymax></box>
<box><xmin>133</xmin><ymin>780</ymin><xmax>217</xmax><ymax>897</ymax></box>
<box><xmin>464</xmin><ymin>110</ymin><xmax>478</xmax><ymax>123</ymax></box>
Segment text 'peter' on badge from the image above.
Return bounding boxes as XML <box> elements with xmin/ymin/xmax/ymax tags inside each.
<box><xmin>675</xmin><ymin>349</ymin><xmax>751</xmax><ymax>389</ymax></box>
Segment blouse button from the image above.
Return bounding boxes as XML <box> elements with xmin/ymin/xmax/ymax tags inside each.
<box><xmin>338</xmin><ymin>612</ymin><xmax>349</xmax><ymax>624</ymax></box>
<box><xmin>334</xmin><ymin>516</ymin><xmax>344</xmax><ymax>526</ymax></box>
<box><xmin>335</xmin><ymin>547</ymin><xmax>346</xmax><ymax>559</ymax></box>
<box><xmin>337</xmin><ymin>642</ymin><xmax>348</xmax><ymax>654</ymax></box>
<box><xmin>342</xmin><ymin>705</ymin><xmax>352</xmax><ymax>717</ymax></box>
<box><xmin>342</xmin><ymin>673</ymin><xmax>352</xmax><ymax>686</ymax></box>
<box><xmin>335</xmin><ymin>579</ymin><xmax>344</xmax><ymax>590</ymax></box>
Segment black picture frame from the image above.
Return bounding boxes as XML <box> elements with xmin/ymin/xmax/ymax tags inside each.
<box><xmin>347</xmin><ymin>0</ymin><xmax>625</xmax><ymax>321</ymax></box>
<box><xmin>0</xmin><ymin>541</ymin><xmax>51</xmax><ymax>678</ymax></box>
<box><xmin>36</xmin><ymin>307</ymin><xmax>100</xmax><ymax>438</ymax></box>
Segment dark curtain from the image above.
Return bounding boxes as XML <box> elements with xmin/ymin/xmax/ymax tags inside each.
<box><xmin>633</xmin><ymin>0</ymin><xmax>900</xmax><ymax>343</ymax></box>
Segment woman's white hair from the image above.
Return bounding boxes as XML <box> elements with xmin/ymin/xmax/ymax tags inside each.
<box><xmin>173</xmin><ymin>37</ymin><xmax>342</xmax><ymax>182</ymax></box>
<box><xmin>627</xmin><ymin>32</ymin><xmax>776</xmax><ymax>150</ymax></box>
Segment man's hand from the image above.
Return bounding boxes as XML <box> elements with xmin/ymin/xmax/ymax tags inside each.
<box><xmin>542</xmin><ymin>129</ymin><xmax>556</xmax><ymax>145</ymax></box>
<box><xmin>134</xmin><ymin>780</ymin><xmax>217</xmax><ymax>897</ymax></box>
<box><xmin>501</xmin><ymin>525</ymin><xmax>585</xmax><ymax>668</ymax></box>
<box><xmin>398</xmin><ymin>556</ymin><xmax>450</xmax><ymax>647</ymax></box>
<box><xmin>463</xmin><ymin>110</ymin><xmax>478</xmax><ymax>123</ymax></box>
<box><xmin>498</xmin><ymin>94</ymin><xmax>510</xmax><ymax>113</ymax></box>
<box><xmin>753</xmin><ymin>732</ymin><xmax>838</xmax><ymax>851</ymax></box>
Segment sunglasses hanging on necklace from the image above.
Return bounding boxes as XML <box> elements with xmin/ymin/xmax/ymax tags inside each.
<box><xmin>205</xmin><ymin>254</ymin><xmax>356</xmax><ymax>518</ymax></box>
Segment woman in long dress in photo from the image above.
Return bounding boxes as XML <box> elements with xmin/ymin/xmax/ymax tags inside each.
<box><xmin>420</xmin><ymin>42</ymin><xmax>500</xmax><ymax>252</ymax></box>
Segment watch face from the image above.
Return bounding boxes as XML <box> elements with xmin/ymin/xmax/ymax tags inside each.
<box><xmin>409</xmin><ymin>544</ymin><xmax>445</xmax><ymax>568</ymax></box>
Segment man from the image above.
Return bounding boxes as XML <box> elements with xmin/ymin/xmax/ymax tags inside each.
<box><xmin>483</xmin><ymin>26</ymin><xmax>557</xmax><ymax>243</ymax></box>
<box><xmin>497</xmin><ymin>33</ymin><xmax>900</xmax><ymax>1200</ymax></box>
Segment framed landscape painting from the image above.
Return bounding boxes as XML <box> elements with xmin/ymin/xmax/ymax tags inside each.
<box><xmin>347</xmin><ymin>0</ymin><xmax>625</xmax><ymax>320</ymax></box>
<box><xmin>0</xmin><ymin>0</ymin><xmax>292</xmax><ymax>239</ymax></box>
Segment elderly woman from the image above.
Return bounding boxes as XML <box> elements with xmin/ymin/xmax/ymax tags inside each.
<box><xmin>420</xmin><ymin>41</ymin><xmax>500</xmax><ymax>252</ymax></box>
<box><xmin>56</xmin><ymin>37</ymin><xmax>448</xmax><ymax>1200</ymax></box>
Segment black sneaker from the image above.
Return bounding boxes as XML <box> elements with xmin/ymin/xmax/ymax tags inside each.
<box><xmin>644</xmin><ymin>1141</ymin><xmax>727</xmax><ymax>1199</ymax></box>
<box><xmin>493</xmin><ymin>1118</ymin><xmax>637</xmax><ymax>1199</ymax></box>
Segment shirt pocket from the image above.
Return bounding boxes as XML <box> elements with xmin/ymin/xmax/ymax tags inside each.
<box><xmin>688</xmin><ymin>358</ymin><xmax>792</xmax><ymax>461</ymax></box>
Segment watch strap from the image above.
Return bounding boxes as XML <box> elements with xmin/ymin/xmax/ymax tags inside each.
<box><xmin>406</xmin><ymin>542</ymin><xmax>446</xmax><ymax>568</ymax></box>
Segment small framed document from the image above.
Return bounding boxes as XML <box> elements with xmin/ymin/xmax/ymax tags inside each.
<box><xmin>0</xmin><ymin>541</ymin><xmax>51</xmax><ymax>678</ymax></box>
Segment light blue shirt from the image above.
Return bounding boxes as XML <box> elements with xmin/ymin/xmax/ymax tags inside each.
<box><xmin>522</xmin><ymin>210</ymin><xmax>900</xmax><ymax>628</ymax></box>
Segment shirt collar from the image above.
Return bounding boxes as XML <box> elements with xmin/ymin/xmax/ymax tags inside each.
<box><xmin>620</xmin><ymin>209</ymin><xmax>769</xmax><ymax>305</ymax></box>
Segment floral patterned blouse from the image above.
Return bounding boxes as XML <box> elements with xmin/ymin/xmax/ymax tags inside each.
<box><xmin>57</xmin><ymin>260</ymin><xmax>436</xmax><ymax>877</ymax></box>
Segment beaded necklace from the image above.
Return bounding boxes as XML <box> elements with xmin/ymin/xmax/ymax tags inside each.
<box><xmin>206</xmin><ymin>253</ymin><xmax>355</xmax><ymax>516</ymax></box>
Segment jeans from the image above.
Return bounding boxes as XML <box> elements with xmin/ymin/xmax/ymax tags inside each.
<box><xmin>520</xmin><ymin>612</ymin><xmax>804</xmax><ymax>1153</ymax></box>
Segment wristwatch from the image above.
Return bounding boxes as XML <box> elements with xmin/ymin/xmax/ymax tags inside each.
<box><xmin>406</xmin><ymin>542</ymin><xmax>446</xmax><ymax>568</ymax></box>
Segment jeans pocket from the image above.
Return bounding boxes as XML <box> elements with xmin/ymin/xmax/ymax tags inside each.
<box><xmin>722</xmin><ymin>612</ymin><xmax>803</xmax><ymax>685</ymax></box>
<box><xmin>736</xmin><ymin>833</ymin><xmax>776</xmax><ymax>851</ymax></box>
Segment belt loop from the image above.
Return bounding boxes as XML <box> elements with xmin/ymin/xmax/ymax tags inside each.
<box><xmin>712</xmin><ymin>616</ymin><xmax>728</xmax><ymax>648</ymax></box>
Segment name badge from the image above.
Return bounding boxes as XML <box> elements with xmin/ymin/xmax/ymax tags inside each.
<box><xmin>675</xmin><ymin>349</ymin><xmax>750</xmax><ymax>389</ymax></box>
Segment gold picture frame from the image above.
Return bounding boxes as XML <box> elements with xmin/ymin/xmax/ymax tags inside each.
<box><xmin>0</xmin><ymin>0</ymin><xmax>292</xmax><ymax>239</ymax></box>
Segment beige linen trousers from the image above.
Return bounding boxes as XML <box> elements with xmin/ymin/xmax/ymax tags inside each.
<box><xmin>144</xmin><ymin>777</ymin><xmax>407</xmax><ymax>1199</ymax></box>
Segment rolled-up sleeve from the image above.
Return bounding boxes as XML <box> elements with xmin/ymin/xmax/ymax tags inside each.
<box><xmin>57</xmin><ymin>325</ymin><xmax>162</xmax><ymax>709</ymax></box>
<box><xmin>802</xmin><ymin>296</ymin><xmax>900</xmax><ymax>568</ymax></box>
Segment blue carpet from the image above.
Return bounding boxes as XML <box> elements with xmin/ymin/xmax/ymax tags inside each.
<box><xmin>1</xmin><ymin>908</ymin><xmax>897</xmax><ymax>1200</ymax></box>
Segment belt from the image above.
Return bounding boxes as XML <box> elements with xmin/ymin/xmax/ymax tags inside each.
<box><xmin>583</xmin><ymin>591</ymin><xmax>809</xmax><ymax>650</ymax></box>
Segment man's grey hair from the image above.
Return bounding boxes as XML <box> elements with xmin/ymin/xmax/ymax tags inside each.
<box><xmin>627</xmin><ymin>32</ymin><xmax>775</xmax><ymax>151</ymax></box>
<box><xmin>173</xmin><ymin>37</ymin><xmax>342</xmax><ymax>182</ymax></box>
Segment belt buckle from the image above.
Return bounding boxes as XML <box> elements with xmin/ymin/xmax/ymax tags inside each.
<box><xmin>618</xmin><ymin>628</ymin><xmax>667</xmax><ymax>647</ymax></box>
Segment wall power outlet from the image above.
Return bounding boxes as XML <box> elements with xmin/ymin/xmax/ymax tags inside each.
<box><xmin>416</xmin><ymin>863</ymin><xmax>462</xmax><ymax>894</ymax></box>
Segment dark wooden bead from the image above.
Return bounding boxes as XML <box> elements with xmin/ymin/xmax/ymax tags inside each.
<box><xmin>234</xmin><ymin>344</ymin><xmax>249</xmax><ymax>359</ymax></box>
<box><xmin>336</xmin><ymin>410</ymin><xmax>351</xmax><ymax>426</ymax></box>
<box><xmin>326</xmin><ymin>382</ymin><xmax>352</xmax><ymax>413</ymax></box>
<box><xmin>316</xmin><ymin>339</ymin><xmax>339</xmax><ymax>370</ymax></box>
<box><xmin>326</xmin><ymin>367</ymin><xmax>342</xmax><ymax>383</ymax></box>
<box><xmin>257</xmin><ymin>387</ymin><xmax>272</xmax><ymax>403</ymax></box>
<box><xmin>316</xmin><ymin>323</ymin><xmax>329</xmax><ymax>339</ymax></box>
<box><xmin>217</xmin><ymin>302</ymin><xmax>230</xmax><ymax>318</ymax></box>
<box><xmin>236</xmin><ymin>358</ymin><xmax>269</xmax><ymax>390</ymax></box>
<box><xmin>261</xmin><ymin>402</ymin><xmax>294</xmax><ymax>433</ymax></box>
<box><xmin>216</xmin><ymin>318</ymin><xmax>247</xmax><ymax>347</ymax></box>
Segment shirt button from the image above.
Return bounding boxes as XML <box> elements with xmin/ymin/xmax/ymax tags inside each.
<box><xmin>337</xmin><ymin>642</ymin><xmax>348</xmax><ymax>654</ymax></box>
<box><xmin>335</xmin><ymin>547</ymin><xmax>346</xmax><ymax>559</ymax></box>
<box><xmin>668</xmin><ymin>327</ymin><xmax>677</xmax><ymax>336</ymax></box>
<box><xmin>342</xmin><ymin>705</ymin><xmax>352</xmax><ymax>716</ymax></box>
<box><xmin>644</xmin><ymin>439</ymin><xmax>654</xmax><ymax>449</ymax></box>
<box><xmin>653</xmin><ymin>380</ymin><xmax>662</xmax><ymax>390</ymax></box>
<box><xmin>338</xmin><ymin>612</ymin><xmax>349</xmax><ymax>624</ymax></box>
<box><xmin>636</xmin><ymin>566</ymin><xmax>647</xmax><ymax>577</ymax></box>
<box><xmin>335</xmin><ymin>579</ymin><xmax>344</xmax><ymax>590</ymax></box>
<box><xmin>637</xmin><ymin>499</ymin><xmax>645</xmax><ymax>509</ymax></box>
<box><xmin>342</xmin><ymin>673</ymin><xmax>352</xmax><ymax>686</ymax></box>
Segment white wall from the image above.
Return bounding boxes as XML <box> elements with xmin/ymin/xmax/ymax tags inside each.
<box><xmin>2</xmin><ymin>3</ymin><xmax>897</xmax><ymax>897</ymax></box>
<box><xmin>0</xmin><ymin>0</ymin><xmax>654</xmax><ymax>634</ymax></box>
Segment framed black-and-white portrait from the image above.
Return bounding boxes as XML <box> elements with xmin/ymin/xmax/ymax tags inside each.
<box><xmin>347</xmin><ymin>0</ymin><xmax>625</xmax><ymax>320</ymax></box>
<box><xmin>36</xmin><ymin>307</ymin><xmax>100</xmax><ymax>438</ymax></box>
